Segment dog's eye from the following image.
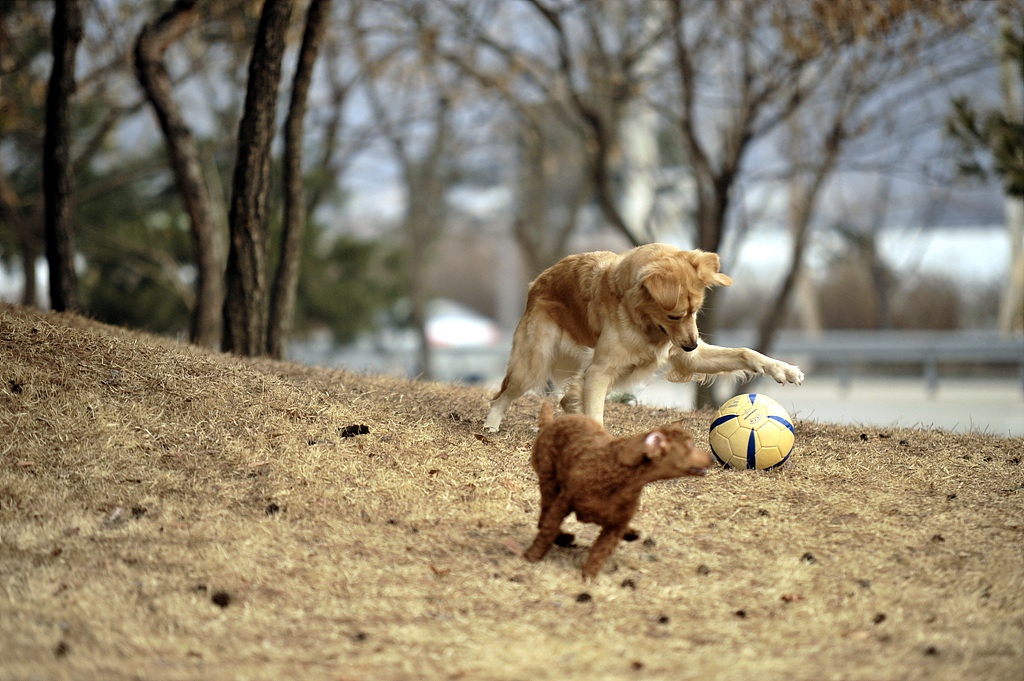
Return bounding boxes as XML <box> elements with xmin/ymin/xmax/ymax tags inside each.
<box><xmin>668</xmin><ymin>315</ymin><xmax>682</xmax><ymax>321</ymax></box>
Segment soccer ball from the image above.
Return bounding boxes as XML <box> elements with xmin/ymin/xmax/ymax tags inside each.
<box><xmin>709</xmin><ymin>394</ymin><xmax>795</xmax><ymax>470</ymax></box>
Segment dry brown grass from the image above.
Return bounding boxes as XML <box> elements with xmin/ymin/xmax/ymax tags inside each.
<box><xmin>1</xmin><ymin>301</ymin><xmax>1022</xmax><ymax>681</ymax></box>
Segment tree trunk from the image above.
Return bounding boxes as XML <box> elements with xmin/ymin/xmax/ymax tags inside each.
<box><xmin>692</xmin><ymin>185</ymin><xmax>729</xmax><ymax>409</ymax></box>
<box><xmin>135</xmin><ymin>0</ymin><xmax>224</xmax><ymax>348</ymax></box>
<box><xmin>0</xmin><ymin>175</ymin><xmax>42</xmax><ymax>306</ymax></box>
<box><xmin>19</xmin><ymin>238</ymin><xmax>41</xmax><ymax>307</ymax></box>
<box><xmin>997</xmin><ymin>198</ymin><xmax>1024</xmax><ymax>333</ymax></box>
<box><xmin>222</xmin><ymin>0</ymin><xmax>294</xmax><ymax>357</ymax></box>
<box><xmin>405</xmin><ymin>97</ymin><xmax>453</xmax><ymax>380</ymax></box>
<box><xmin>996</xmin><ymin>3</ymin><xmax>1024</xmax><ymax>333</ymax></box>
<box><xmin>268</xmin><ymin>0</ymin><xmax>332</xmax><ymax>360</ymax></box>
<box><xmin>755</xmin><ymin>122</ymin><xmax>841</xmax><ymax>356</ymax></box>
<box><xmin>404</xmin><ymin>158</ymin><xmax>449</xmax><ymax>380</ymax></box>
<box><xmin>512</xmin><ymin>117</ymin><xmax>587</xmax><ymax>277</ymax></box>
<box><xmin>43</xmin><ymin>0</ymin><xmax>83</xmax><ymax>312</ymax></box>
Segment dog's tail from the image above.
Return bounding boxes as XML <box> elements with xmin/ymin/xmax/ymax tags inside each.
<box><xmin>490</xmin><ymin>373</ymin><xmax>511</xmax><ymax>401</ymax></box>
<box><xmin>537</xmin><ymin>402</ymin><xmax>555</xmax><ymax>430</ymax></box>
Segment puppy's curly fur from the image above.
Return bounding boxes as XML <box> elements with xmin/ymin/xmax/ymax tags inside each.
<box><xmin>524</xmin><ymin>403</ymin><xmax>713</xmax><ymax>580</ymax></box>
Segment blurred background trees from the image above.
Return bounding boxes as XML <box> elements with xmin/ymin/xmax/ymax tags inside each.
<box><xmin>1</xmin><ymin>0</ymin><xmax>1019</xmax><ymax>376</ymax></box>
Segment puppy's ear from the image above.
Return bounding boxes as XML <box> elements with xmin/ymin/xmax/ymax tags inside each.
<box><xmin>693</xmin><ymin>251</ymin><xmax>733</xmax><ymax>288</ymax></box>
<box><xmin>642</xmin><ymin>274</ymin><xmax>681</xmax><ymax>311</ymax></box>
<box><xmin>644</xmin><ymin>431</ymin><xmax>667</xmax><ymax>459</ymax></box>
<box><xmin>616</xmin><ymin>431</ymin><xmax>656</xmax><ymax>466</ymax></box>
<box><xmin>620</xmin><ymin>431</ymin><xmax>666</xmax><ymax>466</ymax></box>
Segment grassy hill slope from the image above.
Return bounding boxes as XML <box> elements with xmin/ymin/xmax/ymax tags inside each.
<box><xmin>1</xmin><ymin>302</ymin><xmax>1021</xmax><ymax>680</ymax></box>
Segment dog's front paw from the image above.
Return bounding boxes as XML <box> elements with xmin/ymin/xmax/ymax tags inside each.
<box><xmin>760</xmin><ymin>359</ymin><xmax>803</xmax><ymax>386</ymax></box>
<box><xmin>773</xmin><ymin>361</ymin><xmax>804</xmax><ymax>385</ymax></box>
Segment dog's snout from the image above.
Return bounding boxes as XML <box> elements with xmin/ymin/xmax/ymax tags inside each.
<box><xmin>680</xmin><ymin>343</ymin><xmax>697</xmax><ymax>352</ymax></box>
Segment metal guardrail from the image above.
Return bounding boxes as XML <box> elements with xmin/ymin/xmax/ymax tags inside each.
<box><xmin>708</xmin><ymin>330</ymin><xmax>1024</xmax><ymax>394</ymax></box>
<box><xmin>296</xmin><ymin>330</ymin><xmax>1024</xmax><ymax>395</ymax></box>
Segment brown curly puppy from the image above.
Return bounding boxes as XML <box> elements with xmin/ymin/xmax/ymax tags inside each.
<box><xmin>524</xmin><ymin>403</ymin><xmax>713</xmax><ymax>580</ymax></box>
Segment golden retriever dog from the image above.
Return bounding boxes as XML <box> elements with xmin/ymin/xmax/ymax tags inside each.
<box><xmin>483</xmin><ymin>243</ymin><xmax>803</xmax><ymax>432</ymax></box>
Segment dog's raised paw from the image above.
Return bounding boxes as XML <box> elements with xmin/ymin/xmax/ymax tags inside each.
<box><xmin>782</xmin><ymin>365</ymin><xmax>805</xmax><ymax>385</ymax></box>
<box><xmin>764</xmin><ymin>361</ymin><xmax>803</xmax><ymax>386</ymax></box>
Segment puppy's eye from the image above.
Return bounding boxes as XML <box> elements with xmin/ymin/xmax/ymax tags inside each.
<box><xmin>668</xmin><ymin>315</ymin><xmax>682</xmax><ymax>321</ymax></box>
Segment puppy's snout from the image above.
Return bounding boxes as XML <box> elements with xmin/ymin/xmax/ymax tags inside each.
<box><xmin>673</xmin><ymin>441</ymin><xmax>714</xmax><ymax>476</ymax></box>
<box><xmin>686</xmin><ymin>446</ymin><xmax>713</xmax><ymax>473</ymax></box>
<box><xmin>680</xmin><ymin>342</ymin><xmax>697</xmax><ymax>352</ymax></box>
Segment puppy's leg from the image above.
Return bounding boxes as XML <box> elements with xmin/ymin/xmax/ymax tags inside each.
<box><xmin>533</xmin><ymin>469</ymin><xmax>561</xmax><ymax>529</ymax></box>
<box><xmin>581</xmin><ymin>523</ymin><xmax>630</xmax><ymax>581</ymax></box>
<box><xmin>671</xmin><ymin>340</ymin><xmax>804</xmax><ymax>385</ymax></box>
<box><xmin>524</xmin><ymin>494</ymin><xmax>572</xmax><ymax>563</ymax></box>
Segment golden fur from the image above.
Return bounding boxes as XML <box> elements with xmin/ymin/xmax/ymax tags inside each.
<box><xmin>484</xmin><ymin>243</ymin><xmax>803</xmax><ymax>432</ymax></box>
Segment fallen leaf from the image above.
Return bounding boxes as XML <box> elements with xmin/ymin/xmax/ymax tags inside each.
<box><xmin>503</xmin><ymin>537</ymin><xmax>524</xmax><ymax>557</ymax></box>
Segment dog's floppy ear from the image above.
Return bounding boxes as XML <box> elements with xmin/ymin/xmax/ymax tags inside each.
<box><xmin>620</xmin><ymin>431</ymin><xmax>666</xmax><ymax>466</ymax></box>
<box><xmin>642</xmin><ymin>274</ymin><xmax>681</xmax><ymax>311</ymax></box>
<box><xmin>693</xmin><ymin>251</ymin><xmax>733</xmax><ymax>288</ymax></box>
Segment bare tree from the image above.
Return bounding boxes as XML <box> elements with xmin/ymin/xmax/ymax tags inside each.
<box><xmin>947</xmin><ymin>1</ymin><xmax>1024</xmax><ymax>333</ymax></box>
<box><xmin>371</xmin><ymin>89</ymin><xmax>455</xmax><ymax>380</ymax></box>
<box><xmin>267</xmin><ymin>0</ymin><xmax>334</xmax><ymax>360</ymax></box>
<box><xmin>452</xmin><ymin>0</ymin><xmax>988</xmax><ymax>406</ymax></box>
<box><xmin>43</xmin><ymin>0</ymin><xmax>84</xmax><ymax>312</ymax></box>
<box><xmin>222</xmin><ymin>0</ymin><xmax>294</xmax><ymax>356</ymax></box>
<box><xmin>353</xmin><ymin>2</ymin><xmax>467</xmax><ymax>379</ymax></box>
<box><xmin>432</xmin><ymin>3</ymin><xmax>595</xmax><ymax>275</ymax></box>
<box><xmin>753</xmin><ymin>115</ymin><xmax>843</xmax><ymax>352</ymax></box>
<box><xmin>518</xmin><ymin>0</ymin><xmax>659</xmax><ymax>248</ymax></box>
<box><xmin>0</xmin><ymin>174</ymin><xmax>43</xmax><ymax>306</ymax></box>
<box><xmin>749</xmin><ymin>0</ymin><xmax>987</xmax><ymax>349</ymax></box>
<box><xmin>513</xmin><ymin>105</ymin><xmax>592</xmax><ymax>276</ymax></box>
<box><xmin>751</xmin><ymin>27</ymin><xmax>913</xmax><ymax>353</ymax></box>
<box><xmin>135</xmin><ymin>0</ymin><xmax>225</xmax><ymax>348</ymax></box>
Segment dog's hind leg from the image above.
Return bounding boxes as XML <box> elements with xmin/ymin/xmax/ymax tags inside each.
<box><xmin>559</xmin><ymin>374</ymin><xmax>584</xmax><ymax>414</ymax></box>
<box><xmin>484</xmin><ymin>315</ymin><xmax>559</xmax><ymax>432</ymax></box>
<box><xmin>484</xmin><ymin>376</ymin><xmax>522</xmax><ymax>432</ymax></box>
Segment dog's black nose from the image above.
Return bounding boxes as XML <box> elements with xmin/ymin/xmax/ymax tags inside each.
<box><xmin>681</xmin><ymin>343</ymin><xmax>697</xmax><ymax>352</ymax></box>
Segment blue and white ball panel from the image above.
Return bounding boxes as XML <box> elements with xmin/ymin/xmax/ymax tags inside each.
<box><xmin>709</xmin><ymin>393</ymin><xmax>795</xmax><ymax>470</ymax></box>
